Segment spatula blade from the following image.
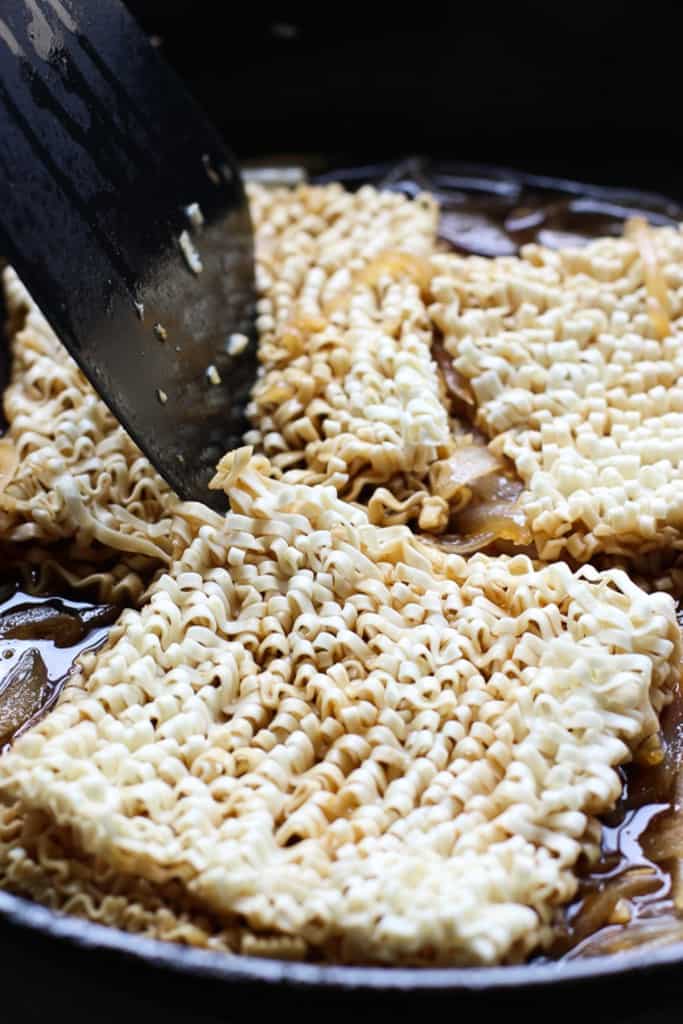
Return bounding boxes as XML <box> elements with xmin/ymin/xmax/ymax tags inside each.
<box><xmin>0</xmin><ymin>0</ymin><xmax>256</xmax><ymax>511</ymax></box>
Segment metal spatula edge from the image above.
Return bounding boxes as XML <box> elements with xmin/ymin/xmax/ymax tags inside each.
<box><xmin>0</xmin><ymin>0</ymin><xmax>257</xmax><ymax>512</ymax></box>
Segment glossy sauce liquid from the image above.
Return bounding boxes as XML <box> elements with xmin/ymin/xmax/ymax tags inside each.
<box><xmin>550</xmin><ymin>777</ymin><xmax>674</xmax><ymax>957</ymax></box>
<box><xmin>537</xmin><ymin>604</ymin><xmax>683</xmax><ymax>959</ymax></box>
<box><xmin>0</xmin><ymin>580</ymin><xmax>118</xmax><ymax>750</ymax></box>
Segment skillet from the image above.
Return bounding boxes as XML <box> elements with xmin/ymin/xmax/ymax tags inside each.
<box><xmin>1</xmin><ymin>160</ymin><xmax>683</xmax><ymax>1023</ymax></box>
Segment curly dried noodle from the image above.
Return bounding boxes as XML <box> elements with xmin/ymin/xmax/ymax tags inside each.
<box><xmin>430</xmin><ymin>221</ymin><xmax>683</xmax><ymax>562</ymax></box>
<box><xmin>0</xmin><ymin>182</ymin><xmax>683</xmax><ymax>963</ymax></box>
<box><xmin>247</xmin><ymin>182</ymin><xmax>529</xmax><ymax>546</ymax></box>
<box><xmin>0</xmin><ymin>269</ymin><xmax>182</xmax><ymax>603</ymax></box>
<box><xmin>0</xmin><ymin>448</ymin><xmax>679</xmax><ymax>964</ymax></box>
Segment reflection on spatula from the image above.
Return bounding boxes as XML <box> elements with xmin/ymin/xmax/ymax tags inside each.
<box><xmin>0</xmin><ymin>0</ymin><xmax>255</xmax><ymax>511</ymax></box>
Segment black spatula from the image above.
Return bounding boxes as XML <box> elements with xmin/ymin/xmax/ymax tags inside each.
<box><xmin>0</xmin><ymin>0</ymin><xmax>255</xmax><ymax>512</ymax></box>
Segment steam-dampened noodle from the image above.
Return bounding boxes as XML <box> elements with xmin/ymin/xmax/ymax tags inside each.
<box><xmin>430</xmin><ymin>224</ymin><xmax>683</xmax><ymax>561</ymax></box>
<box><xmin>1</xmin><ymin>176</ymin><xmax>683</xmax><ymax>966</ymax></box>
<box><xmin>0</xmin><ymin>448</ymin><xmax>679</xmax><ymax>965</ymax></box>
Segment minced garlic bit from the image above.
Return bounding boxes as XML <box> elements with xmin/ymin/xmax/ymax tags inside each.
<box><xmin>178</xmin><ymin>229</ymin><xmax>203</xmax><ymax>275</ymax></box>
<box><xmin>0</xmin><ymin>450</ymin><xmax>678</xmax><ymax>966</ymax></box>
<box><xmin>246</xmin><ymin>182</ymin><xmax>453</xmax><ymax>530</ymax></box>
<box><xmin>206</xmin><ymin>363</ymin><xmax>221</xmax><ymax>385</ymax></box>
<box><xmin>156</xmin><ymin>388</ymin><xmax>168</xmax><ymax>405</ymax></box>
<box><xmin>226</xmin><ymin>332</ymin><xmax>248</xmax><ymax>356</ymax></box>
<box><xmin>430</xmin><ymin>223</ymin><xmax>683</xmax><ymax>561</ymax></box>
<box><xmin>184</xmin><ymin>202</ymin><xmax>204</xmax><ymax>229</ymax></box>
<box><xmin>153</xmin><ymin>323</ymin><xmax>167</xmax><ymax>342</ymax></box>
<box><xmin>133</xmin><ymin>301</ymin><xmax>144</xmax><ymax>321</ymax></box>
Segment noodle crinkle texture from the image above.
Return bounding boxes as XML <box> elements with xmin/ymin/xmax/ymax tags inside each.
<box><xmin>246</xmin><ymin>183</ymin><xmax>456</xmax><ymax>530</ymax></box>
<box><xmin>430</xmin><ymin>225</ymin><xmax>683</xmax><ymax>559</ymax></box>
<box><xmin>0</xmin><ymin>449</ymin><xmax>678</xmax><ymax>965</ymax></box>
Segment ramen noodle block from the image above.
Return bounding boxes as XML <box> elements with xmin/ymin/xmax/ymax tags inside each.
<box><xmin>246</xmin><ymin>183</ymin><xmax>462</xmax><ymax>531</ymax></box>
<box><xmin>430</xmin><ymin>223</ymin><xmax>683</xmax><ymax>560</ymax></box>
<box><xmin>2</xmin><ymin>179</ymin><xmax>683</xmax><ymax>965</ymax></box>
<box><xmin>0</xmin><ymin>449</ymin><xmax>678</xmax><ymax>965</ymax></box>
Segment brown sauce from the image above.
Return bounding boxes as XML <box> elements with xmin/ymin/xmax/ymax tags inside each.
<box><xmin>435</xmin><ymin>194</ymin><xmax>671</xmax><ymax>258</ymax></box>
<box><xmin>316</xmin><ymin>158</ymin><xmax>683</xmax><ymax>259</ymax></box>
<box><xmin>551</xmin><ymin>781</ymin><xmax>673</xmax><ymax>959</ymax></box>
<box><xmin>539</xmin><ymin>683</ymin><xmax>683</xmax><ymax>961</ymax></box>
<box><xmin>0</xmin><ymin>579</ymin><xmax>119</xmax><ymax>749</ymax></box>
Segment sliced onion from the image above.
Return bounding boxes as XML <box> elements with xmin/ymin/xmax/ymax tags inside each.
<box><xmin>457</xmin><ymin>499</ymin><xmax>531</xmax><ymax>545</ymax></box>
<box><xmin>557</xmin><ymin>869</ymin><xmax>663</xmax><ymax>956</ymax></box>
<box><xmin>434</xmin><ymin>446</ymin><xmax>502</xmax><ymax>489</ymax></box>
<box><xmin>643</xmin><ymin>787</ymin><xmax>683</xmax><ymax>865</ymax></box>
<box><xmin>432</xmin><ymin>339</ymin><xmax>476</xmax><ymax>419</ymax></box>
<box><xmin>356</xmin><ymin>250</ymin><xmax>433</xmax><ymax>295</ymax></box>
<box><xmin>323</xmin><ymin>250</ymin><xmax>434</xmax><ymax>316</ymax></box>
<box><xmin>0</xmin><ymin>648</ymin><xmax>48</xmax><ymax>746</ymax></box>
<box><xmin>568</xmin><ymin>916</ymin><xmax>683</xmax><ymax>959</ymax></box>
<box><xmin>471</xmin><ymin>471</ymin><xmax>525</xmax><ymax>504</ymax></box>
<box><xmin>429</xmin><ymin>446</ymin><xmax>503</xmax><ymax>507</ymax></box>
<box><xmin>422</xmin><ymin>530</ymin><xmax>499</xmax><ymax>556</ymax></box>
<box><xmin>0</xmin><ymin>439</ymin><xmax>18</xmax><ymax>494</ymax></box>
<box><xmin>629</xmin><ymin>689</ymin><xmax>683</xmax><ymax>809</ymax></box>
<box><xmin>420</xmin><ymin>498</ymin><xmax>530</xmax><ymax>556</ymax></box>
<box><xmin>626</xmin><ymin>216</ymin><xmax>671</xmax><ymax>339</ymax></box>
<box><xmin>637</xmin><ymin>693</ymin><xmax>683</xmax><ymax>866</ymax></box>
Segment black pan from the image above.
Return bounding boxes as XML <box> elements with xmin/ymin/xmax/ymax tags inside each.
<box><xmin>2</xmin><ymin>162</ymin><xmax>683</xmax><ymax>1023</ymax></box>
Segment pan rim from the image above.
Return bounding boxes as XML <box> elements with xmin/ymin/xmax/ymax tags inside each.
<box><xmin>2</xmin><ymin>887</ymin><xmax>683</xmax><ymax>991</ymax></box>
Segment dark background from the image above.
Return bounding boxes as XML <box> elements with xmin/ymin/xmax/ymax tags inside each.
<box><xmin>127</xmin><ymin>1</ymin><xmax>682</xmax><ymax>198</ymax></box>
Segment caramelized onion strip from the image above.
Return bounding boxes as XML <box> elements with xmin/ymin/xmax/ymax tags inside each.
<box><xmin>457</xmin><ymin>499</ymin><xmax>531</xmax><ymax>545</ymax></box>
<box><xmin>323</xmin><ymin>250</ymin><xmax>434</xmax><ymax>316</ymax></box>
<box><xmin>432</xmin><ymin>338</ymin><xmax>476</xmax><ymax>418</ymax></box>
<box><xmin>626</xmin><ymin>216</ymin><xmax>671</xmax><ymax>339</ymax></box>
<box><xmin>0</xmin><ymin>648</ymin><xmax>48</xmax><ymax>746</ymax></box>
<box><xmin>0</xmin><ymin>439</ymin><xmax>18</xmax><ymax>495</ymax></box>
